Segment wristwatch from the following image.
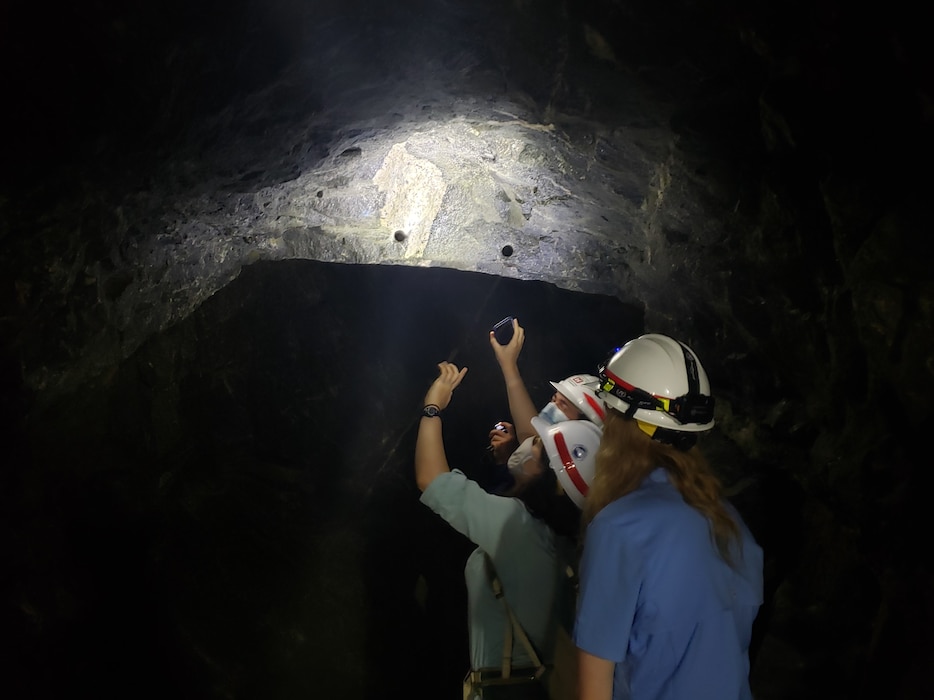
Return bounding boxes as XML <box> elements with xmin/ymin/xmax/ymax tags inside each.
<box><xmin>422</xmin><ymin>405</ymin><xmax>441</xmax><ymax>418</ymax></box>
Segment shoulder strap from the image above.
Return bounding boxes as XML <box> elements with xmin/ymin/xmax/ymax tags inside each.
<box><xmin>483</xmin><ymin>553</ymin><xmax>546</xmax><ymax>680</ymax></box>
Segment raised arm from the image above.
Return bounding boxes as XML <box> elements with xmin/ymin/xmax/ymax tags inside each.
<box><xmin>489</xmin><ymin>318</ymin><xmax>538</xmax><ymax>443</ymax></box>
<box><xmin>415</xmin><ymin>361</ymin><xmax>468</xmax><ymax>492</ymax></box>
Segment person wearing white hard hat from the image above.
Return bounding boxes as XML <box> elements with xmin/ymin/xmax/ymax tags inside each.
<box><xmin>416</xmin><ymin>360</ymin><xmax>595</xmax><ymax>700</ymax></box>
<box><xmin>571</xmin><ymin>334</ymin><xmax>764</xmax><ymax>700</ymax></box>
<box><xmin>487</xmin><ymin>317</ymin><xmax>606</xmax><ymax>493</ymax></box>
<box><xmin>530</xmin><ymin>416</ymin><xmax>603</xmax><ymax>512</ymax></box>
<box><xmin>547</xmin><ymin>374</ymin><xmax>607</xmax><ymax>427</ymax></box>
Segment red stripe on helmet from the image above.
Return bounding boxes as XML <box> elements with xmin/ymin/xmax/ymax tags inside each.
<box><xmin>584</xmin><ymin>394</ymin><xmax>605</xmax><ymax>420</ymax></box>
<box><xmin>554</xmin><ymin>432</ymin><xmax>588</xmax><ymax>498</ymax></box>
<box><xmin>602</xmin><ymin>367</ymin><xmax>637</xmax><ymax>392</ymax></box>
<box><xmin>602</xmin><ymin>367</ymin><xmax>665</xmax><ymax>402</ymax></box>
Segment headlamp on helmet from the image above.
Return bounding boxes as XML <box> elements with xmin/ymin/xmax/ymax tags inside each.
<box><xmin>596</xmin><ymin>334</ymin><xmax>716</xmax><ymax>433</ymax></box>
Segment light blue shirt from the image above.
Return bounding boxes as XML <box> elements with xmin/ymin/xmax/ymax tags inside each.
<box><xmin>421</xmin><ymin>469</ymin><xmax>575</xmax><ymax>670</ymax></box>
<box><xmin>574</xmin><ymin>468</ymin><xmax>763</xmax><ymax>700</ymax></box>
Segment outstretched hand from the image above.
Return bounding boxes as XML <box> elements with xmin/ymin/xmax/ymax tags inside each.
<box><xmin>489</xmin><ymin>318</ymin><xmax>525</xmax><ymax>369</ymax></box>
<box><xmin>423</xmin><ymin>361</ymin><xmax>468</xmax><ymax>411</ymax></box>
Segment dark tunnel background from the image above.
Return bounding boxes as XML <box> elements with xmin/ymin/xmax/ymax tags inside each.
<box><xmin>3</xmin><ymin>261</ymin><xmax>648</xmax><ymax>698</ymax></box>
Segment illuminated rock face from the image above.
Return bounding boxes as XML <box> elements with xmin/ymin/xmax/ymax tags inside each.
<box><xmin>1</xmin><ymin>1</ymin><xmax>932</xmax><ymax>698</ymax></box>
<box><xmin>373</xmin><ymin>142</ymin><xmax>446</xmax><ymax>258</ymax></box>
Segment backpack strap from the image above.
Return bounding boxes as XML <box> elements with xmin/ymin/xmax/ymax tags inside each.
<box><xmin>484</xmin><ymin>553</ymin><xmax>546</xmax><ymax>680</ymax></box>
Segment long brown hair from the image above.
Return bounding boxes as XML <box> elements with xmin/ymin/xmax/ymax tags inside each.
<box><xmin>583</xmin><ymin>409</ymin><xmax>741</xmax><ymax>564</ymax></box>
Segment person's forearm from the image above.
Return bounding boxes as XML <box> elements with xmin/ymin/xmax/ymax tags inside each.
<box><xmin>578</xmin><ymin>649</ymin><xmax>615</xmax><ymax>700</ymax></box>
<box><xmin>415</xmin><ymin>415</ymin><xmax>450</xmax><ymax>491</ymax></box>
<box><xmin>501</xmin><ymin>367</ymin><xmax>538</xmax><ymax>442</ymax></box>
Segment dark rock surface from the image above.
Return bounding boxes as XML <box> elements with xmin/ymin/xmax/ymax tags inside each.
<box><xmin>4</xmin><ymin>260</ymin><xmax>641</xmax><ymax>698</ymax></box>
<box><xmin>2</xmin><ymin>1</ymin><xmax>932</xmax><ymax>698</ymax></box>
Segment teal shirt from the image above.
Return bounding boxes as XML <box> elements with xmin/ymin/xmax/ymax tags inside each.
<box><xmin>420</xmin><ymin>469</ymin><xmax>575</xmax><ymax>670</ymax></box>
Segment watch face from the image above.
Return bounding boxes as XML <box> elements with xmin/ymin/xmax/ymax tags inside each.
<box><xmin>423</xmin><ymin>405</ymin><xmax>440</xmax><ymax>417</ymax></box>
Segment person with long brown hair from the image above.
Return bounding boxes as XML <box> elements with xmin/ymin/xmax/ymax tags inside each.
<box><xmin>572</xmin><ymin>334</ymin><xmax>763</xmax><ymax>700</ymax></box>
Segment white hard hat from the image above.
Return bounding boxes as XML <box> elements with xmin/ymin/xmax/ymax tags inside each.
<box><xmin>549</xmin><ymin>374</ymin><xmax>606</xmax><ymax>426</ymax></box>
<box><xmin>597</xmin><ymin>334</ymin><xmax>715</xmax><ymax>432</ymax></box>
<box><xmin>531</xmin><ymin>416</ymin><xmax>602</xmax><ymax>510</ymax></box>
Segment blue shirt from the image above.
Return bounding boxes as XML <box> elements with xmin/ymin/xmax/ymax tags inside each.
<box><xmin>421</xmin><ymin>469</ymin><xmax>575</xmax><ymax>670</ymax></box>
<box><xmin>574</xmin><ymin>468</ymin><xmax>763</xmax><ymax>700</ymax></box>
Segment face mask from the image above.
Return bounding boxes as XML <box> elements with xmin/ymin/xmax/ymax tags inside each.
<box><xmin>507</xmin><ymin>436</ymin><xmax>536</xmax><ymax>477</ymax></box>
<box><xmin>537</xmin><ymin>401</ymin><xmax>570</xmax><ymax>425</ymax></box>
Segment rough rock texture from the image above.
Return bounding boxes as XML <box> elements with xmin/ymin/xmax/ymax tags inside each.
<box><xmin>1</xmin><ymin>0</ymin><xmax>932</xmax><ymax>698</ymax></box>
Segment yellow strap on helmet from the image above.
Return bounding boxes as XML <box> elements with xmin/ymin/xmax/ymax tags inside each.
<box><xmin>636</xmin><ymin>420</ymin><xmax>657</xmax><ymax>438</ymax></box>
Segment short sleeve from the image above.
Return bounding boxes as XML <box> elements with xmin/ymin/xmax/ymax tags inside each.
<box><xmin>420</xmin><ymin>469</ymin><xmax>525</xmax><ymax>556</ymax></box>
<box><xmin>573</xmin><ymin>512</ymin><xmax>643</xmax><ymax>662</ymax></box>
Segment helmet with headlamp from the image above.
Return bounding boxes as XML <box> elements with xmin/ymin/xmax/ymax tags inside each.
<box><xmin>597</xmin><ymin>334</ymin><xmax>715</xmax><ymax>435</ymax></box>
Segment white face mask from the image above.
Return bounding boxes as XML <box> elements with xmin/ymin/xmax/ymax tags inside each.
<box><xmin>537</xmin><ymin>401</ymin><xmax>570</xmax><ymax>425</ymax></box>
<box><xmin>507</xmin><ymin>436</ymin><xmax>537</xmax><ymax>477</ymax></box>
